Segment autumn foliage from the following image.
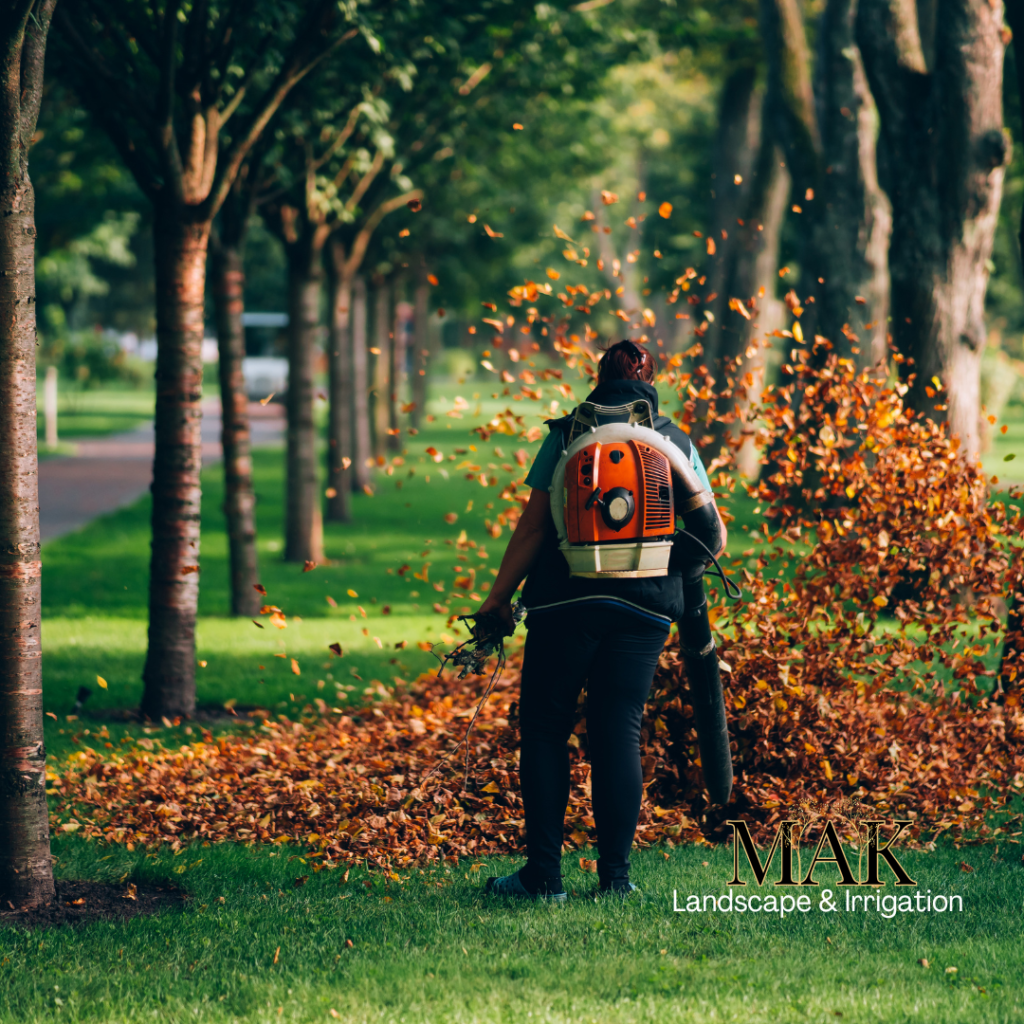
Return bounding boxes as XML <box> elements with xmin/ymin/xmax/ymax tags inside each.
<box><xmin>49</xmin><ymin>343</ymin><xmax>1024</xmax><ymax>865</ymax></box>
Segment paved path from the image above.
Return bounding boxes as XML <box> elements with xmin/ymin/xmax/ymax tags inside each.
<box><xmin>39</xmin><ymin>399</ymin><xmax>285</xmax><ymax>542</ymax></box>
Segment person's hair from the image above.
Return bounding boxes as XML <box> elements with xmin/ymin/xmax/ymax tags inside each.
<box><xmin>597</xmin><ymin>339</ymin><xmax>655</xmax><ymax>383</ymax></box>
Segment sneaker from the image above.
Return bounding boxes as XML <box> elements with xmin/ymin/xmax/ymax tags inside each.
<box><xmin>484</xmin><ymin>870</ymin><xmax>567</xmax><ymax>902</ymax></box>
<box><xmin>599</xmin><ymin>880</ymin><xmax>638</xmax><ymax>898</ymax></box>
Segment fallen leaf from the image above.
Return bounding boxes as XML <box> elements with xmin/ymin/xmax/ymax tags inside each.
<box><xmin>303</xmin><ymin>561</ymin><xmax>317</xmax><ymax>573</ymax></box>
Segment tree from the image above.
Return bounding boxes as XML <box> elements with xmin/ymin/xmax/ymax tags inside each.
<box><xmin>857</xmin><ymin>0</ymin><xmax>1009</xmax><ymax>459</ymax></box>
<box><xmin>52</xmin><ymin>0</ymin><xmax>369</xmax><ymax>717</ymax></box>
<box><xmin>0</xmin><ymin>0</ymin><xmax>58</xmax><ymax>911</ymax></box>
<box><xmin>209</xmin><ymin>174</ymin><xmax>263</xmax><ymax>616</ymax></box>
<box><xmin>758</xmin><ymin>0</ymin><xmax>891</xmax><ymax>359</ymax></box>
<box><xmin>261</xmin><ymin>83</ymin><xmax>420</xmax><ymax>546</ymax></box>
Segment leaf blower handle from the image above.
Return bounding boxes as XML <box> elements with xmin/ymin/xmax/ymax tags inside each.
<box><xmin>677</xmin><ymin>579</ymin><xmax>733</xmax><ymax>805</ymax></box>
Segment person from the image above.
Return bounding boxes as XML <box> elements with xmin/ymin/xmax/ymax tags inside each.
<box><xmin>475</xmin><ymin>339</ymin><xmax>727</xmax><ymax>900</ymax></box>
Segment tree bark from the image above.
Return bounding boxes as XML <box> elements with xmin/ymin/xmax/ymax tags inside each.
<box><xmin>389</xmin><ymin>278</ymin><xmax>407</xmax><ymax>452</ymax></box>
<box><xmin>760</xmin><ymin>0</ymin><xmax>892</xmax><ymax>356</ymax></box>
<box><xmin>0</xmin><ymin>0</ymin><xmax>57</xmax><ymax>911</ymax></box>
<box><xmin>723</xmin><ymin>141</ymin><xmax>792</xmax><ymax>478</ymax></box>
<box><xmin>1006</xmin><ymin>2</ymin><xmax>1024</xmax><ymax>269</ymax></box>
<box><xmin>284</xmin><ymin>240</ymin><xmax>325</xmax><ymax>564</ymax></box>
<box><xmin>140</xmin><ymin>209</ymin><xmax>210</xmax><ymax>719</ymax></box>
<box><xmin>410</xmin><ymin>259</ymin><xmax>430</xmax><ymax>430</ymax></box>
<box><xmin>812</xmin><ymin>0</ymin><xmax>891</xmax><ymax>361</ymax></box>
<box><xmin>351</xmin><ymin>275</ymin><xmax>371</xmax><ymax>491</ymax></box>
<box><xmin>857</xmin><ymin>0</ymin><xmax>1008</xmax><ymax>460</ymax></box>
<box><xmin>372</xmin><ymin>280</ymin><xmax>391</xmax><ymax>463</ymax></box>
<box><xmin>209</xmin><ymin>228</ymin><xmax>260</xmax><ymax>615</ymax></box>
<box><xmin>701</xmin><ymin>65</ymin><xmax>762</xmax><ymax>370</ymax></box>
<box><xmin>326</xmin><ymin>237</ymin><xmax>353</xmax><ymax>522</ymax></box>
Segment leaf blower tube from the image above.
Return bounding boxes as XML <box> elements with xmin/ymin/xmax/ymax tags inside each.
<box><xmin>673</xmin><ymin>460</ymin><xmax>737</xmax><ymax>806</ymax></box>
<box><xmin>678</xmin><ymin>578</ymin><xmax>733</xmax><ymax>805</ymax></box>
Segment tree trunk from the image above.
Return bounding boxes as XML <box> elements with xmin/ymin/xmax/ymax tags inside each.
<box><xmin>372</xmin><ymin>281</ymin><xmax>391</xmax><ymax>462</ymax></box>
<box><xmin>410</xmin><ymin>259</ymin><xmax>430</xmax><ymax>430</ymax></box>
<box><xmin>389</xmin><ymin>278</ymin><xmax>407</xmax><ymax>452</ymax></box>
<box><xmin>140</xmin><ymin>209</ymin><xmax>210</xmax><ymax>719</ymax></box>
<box><xmin>351</xmin><ymin>275</ymin><xmax>371</xmax><ymax>491</ymax></box>
<box><xmin>0</xmin><ymin>0</ymin><xmax>56</xmax><ymax>910</ymax></box>
<box><xmin>1006</xmin><ymin>3</ymin><xmax>1024</xmax><ymax>268</ymax></box>
<box><xmin>723</xmin><ymin>141</ymin><xmax>792</xmax><ymax>478</ymax></box>
<box><xmin>284</xmin><ymin>242</ymin><xmax>325</xmax><ymax>564</ymax></box>
<box><xmin>811</xmin><ymin>0</ymin><xmax>891</xmax><ymax>360</ymax></box>
<box><xmin>209</xmin><ymin>232</ymin><xmax>261</xmax><ymax>615</ymax></box>
<box><xmin>857</xmin><ymin>0</ymin><xmax>1008</xmax><ymax>460</ymax></box>
<box><xmin>701</xmin><ymin>65</ymin><xmax>762</xmax><ymax>371</ymax></box>
<box><xmin>760</xmin><ymin>0</ymin><xmax>892</xmax><ymax>356</ymax></box>
<box><xmin>326</xmin><ymin>237</ymin><xmax>353</xmax><ymax>522</ymax></box>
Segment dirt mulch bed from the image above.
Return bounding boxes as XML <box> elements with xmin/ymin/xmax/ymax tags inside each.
<box><xmin>0</xmin><ymin>879</ymin><xmax>185</xmax><ymax>930</ymax></box>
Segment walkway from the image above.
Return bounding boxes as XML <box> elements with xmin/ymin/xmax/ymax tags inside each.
<box><xmin>38</xmin><ymin>399</ymin><xmax>285</xmax><ymax>542</ymax></box>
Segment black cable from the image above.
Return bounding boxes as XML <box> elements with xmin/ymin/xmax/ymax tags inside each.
<box><xmin>679</xmin><ymin>529</ymin><xmax>743</xmax><ymax>601</ymax></box>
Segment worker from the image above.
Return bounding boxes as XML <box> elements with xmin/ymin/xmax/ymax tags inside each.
<box><xmin>476</xmin><ymin>339</ymin><xmax>728</xmax><ymax>900</ymax></box>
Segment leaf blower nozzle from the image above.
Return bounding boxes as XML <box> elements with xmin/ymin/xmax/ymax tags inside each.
<box><xmin>678</xmin><ymin>580</ymin><xmax>733</xmax><ymax>805</ymax></box>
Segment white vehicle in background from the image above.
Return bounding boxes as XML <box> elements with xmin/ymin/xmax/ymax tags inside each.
<box><xmin>241</xmin><ymin>312</ymin><xmax>288</xmax><ymax>400</ymax></box>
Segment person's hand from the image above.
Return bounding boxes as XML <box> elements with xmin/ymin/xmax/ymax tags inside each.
<box><xmin>473</xmin><ymin>594</ymin><xmax>515</xmax><ymax>637</ymax></box>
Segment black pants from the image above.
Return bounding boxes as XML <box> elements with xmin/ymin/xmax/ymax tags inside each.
<box><xmin>517</xmin><ymin>604</ymin><xmax>670</xmax><ymax>891</ymax></box>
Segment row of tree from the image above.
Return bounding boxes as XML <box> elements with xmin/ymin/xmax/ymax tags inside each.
<box><xmin>0</xmin><ymin>0</ymin><xmax>616</xmax><ymax>909</ymax></box>
<box><xmin>0</xmin><ymin>0</ymin><xmax>1018</xmax><ymax>911</ymax></box>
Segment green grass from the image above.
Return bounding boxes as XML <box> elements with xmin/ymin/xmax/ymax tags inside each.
<box><xmin>36</xmin><ymin>381</ymin><xmax>157</xmax><ymax>443</ymax></box>
<box><xmin>18</xmin><ymin>378</ymin><xmax>1024</xmax><ymax>1022</ymax></box>
<box><xmin>1</xmin><ymin>839</ymin><xmax>1021</xmax><ymax>1023</ymax></box>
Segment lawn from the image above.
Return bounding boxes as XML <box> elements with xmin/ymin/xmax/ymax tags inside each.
<box><xmin>1</xmin><ymin>838</ymin><xmax>1020</xmax><ymax>1023</ymax></box>
<box><xmin>36</xmin><ymin>379</ymin><xmax>157</xmax><ymax>446</ymax></box>
<box><xmin>7</xmin><ymin>375</ymin><xmax>1024</xmax><ymax>1023</ymax></box>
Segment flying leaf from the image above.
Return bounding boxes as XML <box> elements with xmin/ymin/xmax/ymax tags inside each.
<box><xmin>328</xmin><ymin>642</ymin><xmax>342</xmax><ymax>657</ymax></box>
<box><xmin>427</xmin><ymin>274</ymin><xmax>439</xmax><ymax>286</ymax></box>
<box><xmin>600</xmin><ymin>190</ymin><xmax>619</xmax><ymax>205</ymax></box>
<box><xmin>291</xmin><ymin>659</ymin><xmax>301</xmax><ymax>676</ymax></box>
<box><xmin>96</xmin><ymin>675</ymin><xmax>108</xmax><ymax>689</ymax></box>
<box><xmin>254</xmin><ymin>583</ymin><xmax>267</xmax><ymax>596</ymax></box>
<box><xmin>658</xmin><ymin>202</ymin><xmax>672</xmax><ymax>219</ymax></box>
<box><xmin>483</xmin><ymin>224</ymin><xmax>503</xmax><ymax>238</ymax></box>
<box><xmin>303</xmin><ymin>561</ymin><xmax>317</xmax><ymax>573</ymax></box>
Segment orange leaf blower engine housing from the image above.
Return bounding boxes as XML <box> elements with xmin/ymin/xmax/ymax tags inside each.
<box><xmin>550</xmin><ymin>400</ymin><xmax>719</xmax><ymax>578</ymax></box>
